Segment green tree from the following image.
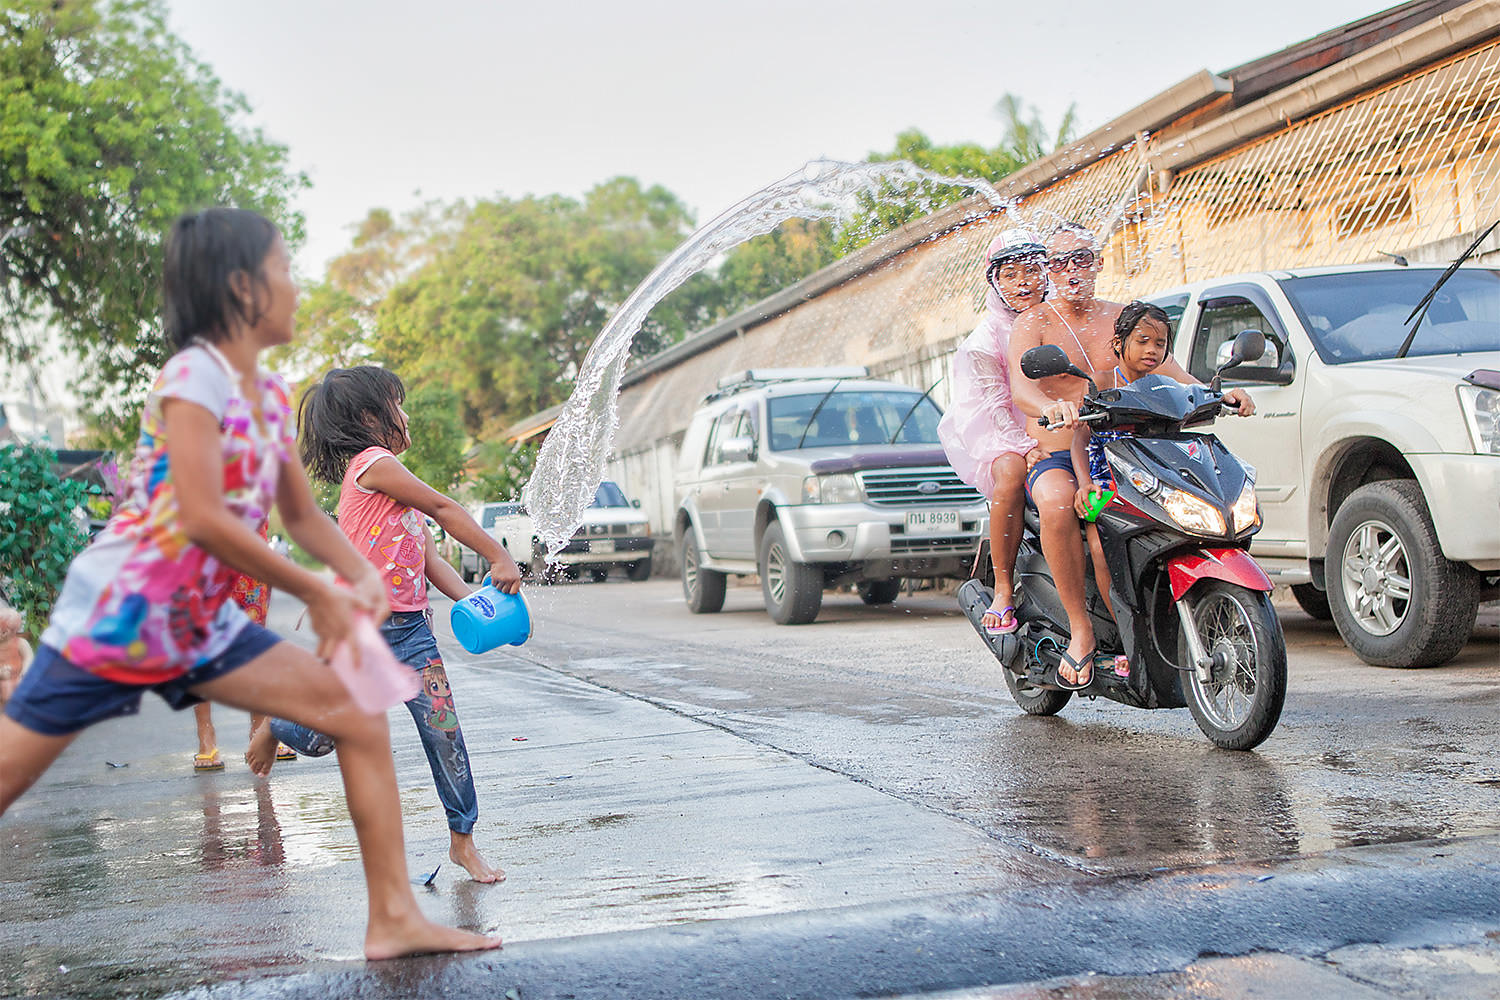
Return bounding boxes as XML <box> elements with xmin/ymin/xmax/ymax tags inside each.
<box><xmin>837</xmin><ymin>95</ymin><xmax>1079</xmax><ymax>252</ymax></box>
<box><xmin>0</xmin><ymin>444</ymin><xmax>93</xmax><ymax>637</ymax></box>
<box><xmin>401</xmin><ymin>382</ymin><xmax>467</xmax><ymax>493</ymax></box>
<box><xmin>373</xmin><ymin>178</ymin><xmax>702</xmax><ymax>436</ymax></box>
<box><xmin>713</xmin><ymin>219</ymin><xmax>840</xmax><ymax>316</ymax></box>
<box><xmin>467</xmin><ymin>439</ymin><xmax>538</xmax><ymax>505</ymax></box>
<box><xmin>1</xmin><ymin>0</ymin><xmax>306</xmax><ymax>432</ymax></box>
<box><xmin>273</xmin><ymin>203</ymin><xmax>462</xmax><ymax>379</ymax></box>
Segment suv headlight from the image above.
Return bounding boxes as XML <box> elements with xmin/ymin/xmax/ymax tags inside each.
<box><xmin>802</xmin><ymin>473</ymin><xmax>862</xmax><ymax>504</ymax></box>
<box><xmin>1458</xmin><ymin>385</ymin><xmax>1500</xmax><ymax>455</ymax></box>
<box><xmin>1231</xmin><ymin>479</ymin><xmax>1260</xmax><ymax>534</ymax></box>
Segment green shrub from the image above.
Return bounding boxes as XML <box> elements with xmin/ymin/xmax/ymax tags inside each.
<box><xmin>0</xmin><ymin>444</ymin><xmax>95</xmax><ymax>638</ymax></box>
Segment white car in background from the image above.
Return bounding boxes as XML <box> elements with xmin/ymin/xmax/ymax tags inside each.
<box><xmin>460</xmin><ymin>481</ymin><xmax>654</xmax><ymax>583</ymax></box>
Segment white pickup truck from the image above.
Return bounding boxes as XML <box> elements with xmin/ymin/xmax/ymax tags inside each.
<box><xmin>460</xmin><ymin>481</ymin><xmax>654</xmax><ymax>583</ymax></box>
<box><xmin>1146</xmin><ymin>263</ymin><xmax>1499</xmax><ymax>667</ymax></box>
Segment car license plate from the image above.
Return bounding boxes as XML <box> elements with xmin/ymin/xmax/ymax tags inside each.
<box><xmin>905</xmin><ymin>510</ymin><xmax>959</xmax><ymax>535</ymax></box>
<box><xmin>592</xmin><ymin>539</ymin><xmax>615</xmax><ymax>553</ymax></box>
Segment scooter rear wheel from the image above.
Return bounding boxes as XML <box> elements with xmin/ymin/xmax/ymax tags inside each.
<box><xmin>1002</xmin><ymin>668</ymin><xmax>1072</xmax><ymax>716</ymax></box>
<box><xmin>1182</xmin><ymin>580</ymin><xmax>1287</xmax><ymax>750</ymax></box>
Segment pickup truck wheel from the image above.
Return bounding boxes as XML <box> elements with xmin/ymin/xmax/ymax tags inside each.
<box><xmin>1327</xmin><ymin>481</ymin><xmax>1480</xmax><ymax>668</ymax></box>
<box><xmin>590</xmin><ymin>567</ymin><xmax>609</xmax><ymax>583</ymax></box>
<box><xmin>760</xmin><ymin>521</ymin><xmax>822</xmax><ymax>625</ymax></box>
<box><xmin>1289</xmin><ymin>583</ymin><xmax>1332</xmax><ymax>621</ymax></box>
<box><xmin>682</xmin><ymin>531</ymin><xmax>726</xmax><ymax>613</ymax></box>
<box><xmin>626</xmin><ymin>557</ymin><xmax>652</xmax><ymax>581</ymax></box>
<box><xmin>859</xmin><ymin>579</ymin><xmax>901</xmax><ymax>605</ymax></box>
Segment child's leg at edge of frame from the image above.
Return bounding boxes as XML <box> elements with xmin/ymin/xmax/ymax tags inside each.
<box><xmin>0</xmin><ymin>717</ymin><xmax>76</xmax><ymax>815</ymax></box>
<box><xmin>190</xmin><ymin>639</ymin><xmax>500</xmax><ymax>956</ymax></box>
<box><xmin>1085</xmin><ymin>522</ymin><xmax>1116</xmax><ymax>621</ymax></box>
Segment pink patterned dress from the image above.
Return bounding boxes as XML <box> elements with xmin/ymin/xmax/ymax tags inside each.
<box><xmin>41</xmin><ymin>345</ymin><xmax>293</xmax><ymax>683</ymax></box>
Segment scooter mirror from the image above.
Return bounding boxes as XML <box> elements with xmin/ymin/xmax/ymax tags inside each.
<box><xmin>1217</xmin><ymin>329</ymin><xmax>1266</xmax><ymax>372</ymax></box>
<box><xmin>1021</xmin><ymin>344</ymin><xmax>1083</xmax><ymax>381</ymax></box>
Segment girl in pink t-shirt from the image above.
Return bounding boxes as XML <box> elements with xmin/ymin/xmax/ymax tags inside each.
<box><xmin>260</xmin><ymin>365</ymin><xmax>520</xmax><ymax>883</ymax></box>
<box><xmin>0</xmin><ymin>207</ymin><xmax>497</xmax><ymax>960</ymax></box>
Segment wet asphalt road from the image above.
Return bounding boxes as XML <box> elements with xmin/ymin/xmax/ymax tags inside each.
<box><xmin>1</xmin><ymin>576</ymin><xmax>1496</xmax><ymax>998</ymax></box>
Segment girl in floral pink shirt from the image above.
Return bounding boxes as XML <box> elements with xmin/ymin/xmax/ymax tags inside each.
<box><xmin>0</xmin><ymin>207</ymin><xmax>499</xmax><ymax>960</ymax></box>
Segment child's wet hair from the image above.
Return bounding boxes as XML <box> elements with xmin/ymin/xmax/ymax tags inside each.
<box><xmin>163</xmin><ymin>207</ymin><xmax>279</xmax><ymax>351</ymax></box>
<box><xmin>1112</xmin><ymin>300</ymin><xmax>1171</xmax><ymax>357</ymax></box>
<box><xmin>298</xmin><ymin>366</ymin><xmax>408</xmax><ymax>483</ymax></box>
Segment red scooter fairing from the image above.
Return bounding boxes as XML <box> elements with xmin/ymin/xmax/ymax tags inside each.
<box><xmin>1166</xmin><ymin>548</ymin><xmax>1272</xmax><ymax>601</ymax></box>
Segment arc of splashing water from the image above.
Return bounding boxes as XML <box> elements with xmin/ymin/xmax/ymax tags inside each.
<box><xmin>523</xmin><ymin>158</ymin><xmax>1013</xmax><ymax>559</ymax></box>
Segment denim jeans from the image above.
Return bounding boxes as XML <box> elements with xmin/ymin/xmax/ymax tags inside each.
<box><xmin>271</xmin><ymin>610</ymin><xmax>480</xmax><ymax>835</ymax></box>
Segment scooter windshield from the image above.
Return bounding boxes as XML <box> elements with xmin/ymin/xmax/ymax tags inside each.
<box><xmin>1102</xmin><ymin>374</ymin><xmax>1221</xmax><ymax>426</ymax></box>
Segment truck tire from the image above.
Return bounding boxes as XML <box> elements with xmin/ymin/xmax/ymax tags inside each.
<box><xmin>626</xmin><ymin>557</ymin><xmax>652</xmax><ymax>581</ymax></box>
<box><xmin>859</xmin><ymin>579</ymin><xmax>901</xmax><ymax>605</ymax></box>
<box><xmin>759</xmin><ymin>521</ymin><xmax>822</xmax><ymax>625</ymax></box>
<box><xmin>1326</xmin><ymin>480</ymin><xmax>1480</xmax><ymax>668</ymax></box>
<box><xmin>590</xmin><ymin>567</ymin><xmax>609</xmax><ymax>583</ymax></box>
<box><xmin>682</xmin><ymin>531</ymin><xmax>725</xmax><ymax>613</ymax></box>
<box><xmin>1289</xmin><ymin>583</ymin><xmax>1332</xmax><ymax>621</ymax></box>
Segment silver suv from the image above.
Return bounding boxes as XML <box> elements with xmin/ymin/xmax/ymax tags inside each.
<box><xmin>674</xmin><ymin>368</ymin><xmax>987</xmax><ymax>624</ymax></box>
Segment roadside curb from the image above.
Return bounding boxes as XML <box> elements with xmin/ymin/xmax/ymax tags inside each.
<box><xmin>165</xmin><ymin>834</ymin><xmax>1500</xmax><ymax>1000</ymax></box>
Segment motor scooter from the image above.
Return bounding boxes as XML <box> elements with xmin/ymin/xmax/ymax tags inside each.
<box><xmin>959</xmin><ymin>330</ymin><xmax>1287</xmax><ymax>750</ymax></box>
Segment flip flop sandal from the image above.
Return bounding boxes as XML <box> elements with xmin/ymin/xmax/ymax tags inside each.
<box><xmin>1055</xmin><ymin>648</ymin><xmax>1096</xmax><ymax>690</ymax></box>
<box><xmin>275</xmin><ymin>744</ymin><xmax>297</xmax><ymax>761</ymax></box>
<box><xmin>982</xmin><ymin>605</ymin><xmax>1020</xmax><ymax>636</ymax></box>
<box><xmin>193</xmin><ymin>750</ymin><xmax>224</xmax><ymax>772</ymax></box>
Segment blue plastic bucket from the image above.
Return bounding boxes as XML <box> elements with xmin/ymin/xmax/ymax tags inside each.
<box><xmin>450</xmin><ymin>586</ymin><xmax>532</xmax><ymax>654</ymax></box>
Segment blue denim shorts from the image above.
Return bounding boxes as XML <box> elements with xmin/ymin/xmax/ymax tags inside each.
<box><xmin>1025</xmin><ymin>449</ymin><xmax>1077</xmax><ymax>504</ymax></box>
<box><xmin>3</xmin><ymin>623</ymin><xmax>281</xmax><ymax>736</ymax></box>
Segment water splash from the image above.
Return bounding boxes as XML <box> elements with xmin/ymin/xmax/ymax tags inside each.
<box><xmin>524</xmin><ymin>158</ymin><xmax>1012</xmax><ymax>556</ymax></box>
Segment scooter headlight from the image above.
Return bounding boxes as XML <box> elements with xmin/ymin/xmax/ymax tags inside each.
<box><xmin>1157</xmin><ymin>487</ymin><xmax>1227</xmax><ymax>536</ymax></box>
<box><xmin>1107</xmin><ymin>453</ymin><xmax>1159</xmax><ymax>496</ymax></box>
<box><xmin>1231</xmin><ymin>480</ymin><xmax>1260</xmax><ymax>534</ymax></box>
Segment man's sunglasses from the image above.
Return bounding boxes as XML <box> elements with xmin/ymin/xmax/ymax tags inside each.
<box><xmin>1045</xmin><ymin>249</ymin><xmax>1097</xmax><ymax>272</ymax></box>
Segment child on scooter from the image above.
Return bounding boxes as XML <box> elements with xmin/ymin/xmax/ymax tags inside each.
<box><xmin>1068</xmin><ymin>301</ymin><xmax>1176</xmax><ymax>678</ymax></box>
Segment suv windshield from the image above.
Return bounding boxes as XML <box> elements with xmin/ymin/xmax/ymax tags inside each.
<box><xmin>767</xmin><ymin>391</ymin><xmax>942</xmax><ymax>450</ymax></box>
<box><xmin>590</xmin><ymin>481</ymin><xmax>630</xmax><ymax>508</ymax></box>
<box><xmin>1279</xmin><ymin>269</ymin><xmax>1500</xmax><ymax>363</ymax></box>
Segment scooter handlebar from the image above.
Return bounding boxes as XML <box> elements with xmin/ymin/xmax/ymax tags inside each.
<box><xmin>1038</xmin><ymin>411</ymin><xmax>1109</xmax><ymax>429</ymax></box>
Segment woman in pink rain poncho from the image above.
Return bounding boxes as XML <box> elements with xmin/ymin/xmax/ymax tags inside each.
<box><xmin>937</xmin><ymin>229</ymin><xmax>1048</xmax><ymax>634</ymax></box>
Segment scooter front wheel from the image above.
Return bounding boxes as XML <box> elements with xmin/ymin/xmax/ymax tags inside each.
<box><xmin>1002</xmin><ymin>667</ymin><xmax>1072</xmax><ymax>716</ymax></box>
<box><xmin>1182</xmin><ymin>580</ymin><xmax>1287</xmax><ymax>750</ymax></box>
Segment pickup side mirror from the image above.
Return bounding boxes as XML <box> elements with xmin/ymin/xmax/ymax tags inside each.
<box><xmin>1215</xmin><ymin>335</ymin><xmax>1279</xmax><ymax>370</ymax></box>
<box><xmin>719</xmin><ymin>436</ymin><xmax>755</xmax><ymax>464</ymax></box>
<box><xmin>631</xmin><ymin>498</ymin><xmax>641</xmax><ymax>508</ymax></box>
<box><xmin>1020</xmin><ymin>344</ymin><xmax>1091</xmax><ymax>382</ymax></box>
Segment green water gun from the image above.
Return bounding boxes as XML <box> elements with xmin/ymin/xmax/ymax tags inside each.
<box><xmin>1083</xmin><ymin>487</ymin><xmax>1115</xmax><ymax>522</ymax></box>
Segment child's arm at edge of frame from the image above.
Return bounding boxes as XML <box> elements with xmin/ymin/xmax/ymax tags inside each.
<box><xmin>357</xmin><ymin>455</ymin><xmax>522</xmax><ymax>593</ymax></box>
<box><xmin>423</xmin><ymin>532</ymin><xmax>470</xmax><ymax>602</ymax></box>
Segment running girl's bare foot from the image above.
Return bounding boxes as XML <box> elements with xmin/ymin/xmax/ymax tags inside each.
<box><xmin>364</xmin><ymin>911</ymin><xmax>501</xmax><ymax>960</ymax></box>
<box><xmin>450</xmin><ymin>831</ymin><xmax>505</xmax><ymax>883</ymax></box>
<box><xmin>244</xmin><ymin>719</ymin><xmax>279</xmax><ymax>777</ymax></box>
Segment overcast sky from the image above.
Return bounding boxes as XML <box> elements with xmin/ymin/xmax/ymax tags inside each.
<box><xmin>164</xmin><ymin>0</ymin><xmax>1390</xmax><ymax>277</ymax></box>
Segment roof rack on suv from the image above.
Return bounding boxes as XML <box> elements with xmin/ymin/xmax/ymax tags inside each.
<box><xmin>707</xmin><ymin>366</ymin><xmax>870</xmax><ymax>401</ymax></box>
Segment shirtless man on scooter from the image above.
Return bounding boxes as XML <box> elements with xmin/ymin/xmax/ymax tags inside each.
<box><xmin>1008</xmin><ymin>222</ymin><xmax>1255</xmax><ymax>688</ymax></box>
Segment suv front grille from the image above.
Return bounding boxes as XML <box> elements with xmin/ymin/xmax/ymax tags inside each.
<box><xmin>891</xmin><ymin>534</ymin><xmax>977</xmax><ymax>555</ymax></box>
<box><xmin>860</xmin><ymin>469</ymin><xmax>983</xmax><ymax>506</ymax></box>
